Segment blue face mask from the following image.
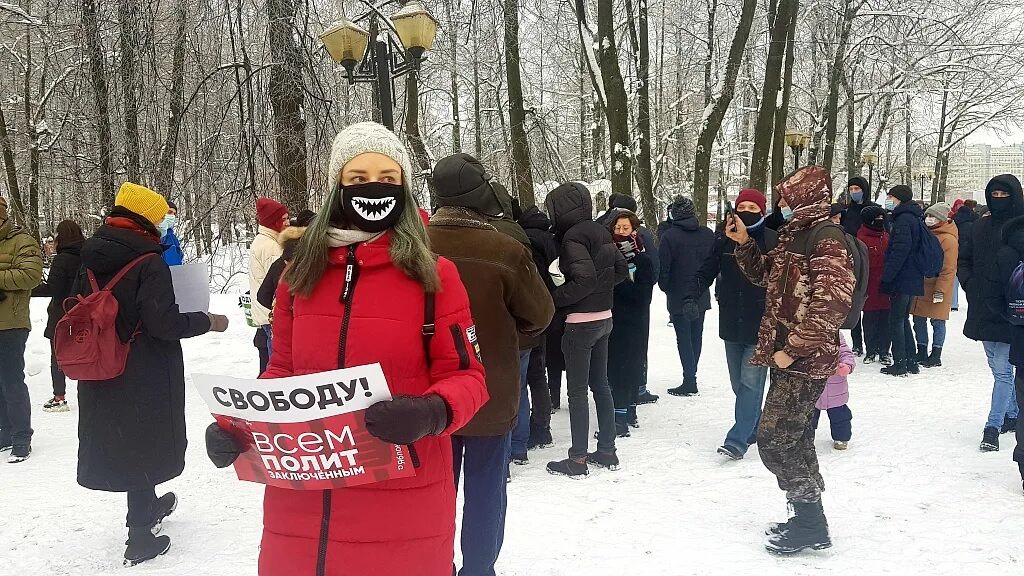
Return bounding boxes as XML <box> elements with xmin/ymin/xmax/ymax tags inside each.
<box><xmin>157</xmin><ymin>218</ymin><xmax>173</xmax><ymax>238</ymax></box>
<box><xmin>884</xmin><ymin>199</ymin><xmax>896</xmax><ymax>211</ymax></box>
<box><xmin>781</xmin><ymin>206</ymin><xmax>795</xmax><ymax>221</ymax></box>
<box><xmin>850</xmin><ymin>192</ymin><xmax>863</xmax><ymax>203</ymax></box>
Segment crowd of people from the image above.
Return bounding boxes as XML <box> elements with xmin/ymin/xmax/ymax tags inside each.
<box><xmin>0</xmin><ymin>121</ymin><xmax>1021</xmax><ymax>573</ymax></box>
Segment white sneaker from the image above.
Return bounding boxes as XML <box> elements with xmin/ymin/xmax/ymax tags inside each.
<box><xmin>42</xmin><ymin>396</ymin><xmax>69</xmax><ymax>412</ymax></box>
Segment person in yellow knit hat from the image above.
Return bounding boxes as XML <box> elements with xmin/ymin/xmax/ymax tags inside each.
<box><xmin>72</xmin><ymin>181</ymin><xmax>230</xmax><ymax>566</ymax></box>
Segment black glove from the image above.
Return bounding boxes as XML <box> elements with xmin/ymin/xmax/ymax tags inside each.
<box><xmin>365</xmin><ymin>394</ymin><xmax>450</xmax><ymax>445</ymax></box>
<box><xmin>680</xmin><ymin>298</ymin><xmax>701</xmax><ymax>322</ymax></box>
<box><xmin>206</xmin><ymin>422</ymin><xmax>244</xmax><ymax>468</ymax></box>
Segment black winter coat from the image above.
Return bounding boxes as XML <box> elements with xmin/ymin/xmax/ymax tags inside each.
<box><xmin>658</xmin><ymin>216</ymin><xmax>715</xmax><ymax>315</ymax></box>
<box><xmin>73</xmin><ymin>223</ymin><xmax>211</xmax><ymax>492</ymax></box>
<box><xmin>688</xmin><ymin>224</ymin><xmax>778</xmax><ymax>344</ymax></box>
<box><xmin>840</xmin><ymin>198</ymin><xmax>881</xmax><ymax>236</ymax></box>
<box><xmin>32</xmin><ymin>241</ymin><xmax>82</xmax><ymax>339</ymax></box>
<box><xmin>960</xmin><ymin>183</ymin><xmax>1024</xmax><ymax>343</ymax></box>
<box><xmin>518</xmin><ymin>206</ymin><xmax>560</xmax><ymax>294</ymax></box>
<box><xmin>546</xmin><ymin>184</ymin><xmax>628</xmax><ymax>314</ymax></box>
<box><xmin>881</xmin><ymin>202</ymin><xmax>926</xmax><ymax>297</ymax></box>
<box><xmin>953</xmin><ymin>206</ymin><xmax>978</xmax><ymax>245</ymax></box>
<box><xmin>608</xmin><ymin>251</ymin><xmax>656</xmax><ymax>393</ymax></box>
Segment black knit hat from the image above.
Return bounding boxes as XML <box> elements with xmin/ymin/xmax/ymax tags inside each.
<box><xmin>861</xmin><ymin>206</ymin><xmax>886</xmax><ymax>230</ymax></box>
<box><xmin>432</xmin><ymin>153</ymin><xmax>504</xmax><ymax>217</ymax></box>
<box><xmin>668</xmin><ymin>196</ymin><xmax>696</xmax><ymax>221</ymax></box>
<box><xmin>608</xmin><ymin>193</ymin><xmax>638</xmax><ymax>212</ymax></box>
<box><xmin>888</xmin><ymin>185</ymin><xmax>913</xmax><ymax>204</ymax></box>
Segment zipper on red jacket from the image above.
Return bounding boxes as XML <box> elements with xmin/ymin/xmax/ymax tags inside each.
<box><xmin>318</xmin><ymin>244</ymin><xmax>359</xmax><ymax>576</ymax></box>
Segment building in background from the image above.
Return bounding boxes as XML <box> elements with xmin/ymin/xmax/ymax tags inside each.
<box><xmin>947</xmin><ymin>143</ymin><xmax>1024</xmax><ymax>202</ymax></box>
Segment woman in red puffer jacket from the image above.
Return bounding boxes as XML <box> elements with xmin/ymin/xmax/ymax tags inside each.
<box><xmin>207</xmin><ymin>122</ymin><xmax>488</xmax><ymax>576</ymax></box>
<box><xmin>857</xmin><ymin>205</ymin><xmax>892</xmax><ymax>365</ymax></box>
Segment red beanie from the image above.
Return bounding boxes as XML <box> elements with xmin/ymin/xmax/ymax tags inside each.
<box><xmin>257</xmin><ymin>198</ymin><xmax>288</xmax><ymax>232</ymax></box>
<box><xmin>735</xmin><ymin>188</ymin><xmax>767</xmax><ymax>215</ymax></box>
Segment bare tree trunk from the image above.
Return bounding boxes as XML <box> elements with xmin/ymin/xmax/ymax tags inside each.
<box><xmin>845</xmin><ymin>76</ymin><xmax>857</xmax><ymax>181</ymax></box>
<box><xmin>593</xmin><ymin>0</ymin><xmax>631</xmax><ymax>196</ymax></box>
<box><xmin>633</xmin><ymin>0</ymin><xmax>657</xmax><ymax>228</ymax></box>
<box><xmin>472</xmin><ymin>17</ymin><xmax>482</xmax><ymax>158</ymax></box>
<box><xmin>704</xmin><ymin>0</ymin><xmax>717</xmax><ymax>108</ymax></box>
<box><xmin>504</xmin><ymin>0</ymin><xmax>535</xmax><ymax>207</ymax></box>
<box><xmin>749</xmin><ymin>0</ymin><xmax>795</xmax><ymax>191</ymax></box>
<box><xmin>932</xmin><ymin>75</ymin><xmax>950</xmax><ymax>202</ymax></box>
<box><xmin>822</xmin><ymin>0</ymin><xmax>856</xmax><ymax>171</ymax></box>
<box><xmin>770</xmin><ymin>1</ymin><xmax>798</xmax><ymax>192</ymax></box>
<box><xmin>154</xmin><ymin>2</ymin><xmax>188</xmax><ymax>196</ymax></box>
<box><xmin>267</xmin><ymin>0</ymin><xmax>308</xmax><ymax>209</ymax></box>
<box><xmin>405</xmin><ymin>68</ymin><xmax>437</xmax><ymax>205</ymax></box>
<box><xmin>118</xmin><ymin>0</ymin><xmax>141</xmax><ymax>182</ymax></box>
<box><xmin>82</xmin><ymin>0</ymin><xmax>115</xmax><ymax>205</ymax></box>
<box><xmin>22</xmin><ymin>12</ymin><xmax>40</xmax><ymax>238</ymax></box>
<box><xmin>447</xmin><ymin>0</ymin><xmax>461</xmax><ymax>153</ymax></box>
<box><xmin>0</xmin><ymin>107</ymin><xmax>24</xmax><ymax>224</ymax></box>
<box><xmin>693</xmin><ymin>0</ymin><xmax>757</xmax><ymax>223</ymax></box>
<box><xmin>904</xmin><ymin>95</ymin><xmax>912</xmax><ymax>186</ymax></box>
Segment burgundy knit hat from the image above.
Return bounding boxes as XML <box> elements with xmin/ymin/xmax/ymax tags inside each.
<box><xmin>257</xmin><ymin>198</ymin><xmax>288</xmax><ymax>232</ymax></box>
<box><xmin>735</xmin><ymin>188</ymin><xmax>767</xmax><ymax>215</ymax></box>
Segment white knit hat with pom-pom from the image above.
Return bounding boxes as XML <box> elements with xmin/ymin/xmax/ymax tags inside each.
<box><xmin>326</xmin><ymin>122</ymin><xmax>414</xmax><ymax>194</ymax></box>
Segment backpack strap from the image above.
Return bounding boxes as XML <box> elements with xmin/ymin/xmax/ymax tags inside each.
<box><xmin>101</xmin><ymin>253</ymin><xmax>159</xmax><ymax>292</ymax></box>
<box><xmin>422</xmin><ymin>291</ymin><xmax>436</xmax><ymax>367</ymax></box>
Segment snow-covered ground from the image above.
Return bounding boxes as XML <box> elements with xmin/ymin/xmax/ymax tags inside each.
<box><xmin>1</xmin><ymin>291</ymin><xmax>1021</xmax><ymax>575</ymax></box>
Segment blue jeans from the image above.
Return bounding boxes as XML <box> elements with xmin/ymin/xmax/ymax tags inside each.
<box><xmin>510</xmin><ymin>350</ymin><xmax>531</xmax><ymax>456</ymax></box>
<box><xmin>912</xmin><ymin>316</ymin><xmax>946</xmax><ymax>349</ymax></box>
<box><xmin>453</xmin><ymin>433</ymin><xmax>512</xmax><ymax>576</ymax></box>
<box><xmin>952</xmin><ymin>276</ymin><xmax>960</xmax><ymax>309</ymax></box>
<box><xmin>262</xmin><ymin>324</ymin><xmax>273</xmax><ymax>357</ymax></box>
<box><xmin>723</xmin><ymin>341</ymin><xmax>768</xmax><ymax>454</ymax></box>
<box><xmin>983</xmin><ymin>341</ymin><xmax>1019</xmax><ymax>429</ymax></box>
<box><xmin>0</xmin><ymin>329</ymin><xmax>33</xmax><ymax>446</ymax></box>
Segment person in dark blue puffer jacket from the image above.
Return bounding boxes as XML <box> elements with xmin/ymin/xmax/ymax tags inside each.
<box><xmin>880</xmin><ymin>185</ymin><xmax>926</xmax><ymax>376</ymax></box>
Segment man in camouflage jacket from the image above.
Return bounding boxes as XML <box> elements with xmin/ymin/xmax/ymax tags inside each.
<box><xmin>727</xmin><ymin>166</ymin><xmax>854</xmax><ymax>554</ymax></box>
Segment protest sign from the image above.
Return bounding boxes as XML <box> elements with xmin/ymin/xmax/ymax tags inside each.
<box><xmin>192</xmin><ymin>364</ymin><xmax>416</xmax><ymax>490</ymax></box>
<box><xmin>170</xmin><ymin>262</ymin><xmax>210</xmax><ymax>313</ymax></box>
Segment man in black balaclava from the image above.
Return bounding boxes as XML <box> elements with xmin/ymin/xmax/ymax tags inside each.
<box><xmin>959</xmin><ymin>174</ymin><xmax>1024</xmax><ymax>452</ymax></box>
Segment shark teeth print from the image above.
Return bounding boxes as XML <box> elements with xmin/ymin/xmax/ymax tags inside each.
<box><xmin>352</xmin><ymin>196</ymin><xmax>397</xmax><ymax>221</ymax></box>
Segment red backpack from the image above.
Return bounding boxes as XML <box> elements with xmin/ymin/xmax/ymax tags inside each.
<box><xmin>55</xmin><ymin>253</ymin><xmax>156</xmax><ymax>381</ymax></box>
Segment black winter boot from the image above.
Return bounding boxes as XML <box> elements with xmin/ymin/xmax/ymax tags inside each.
<box><xmin>528</xmin><ymin>421</ymin><xmax>553</xmax><ymax>450</ymax></box>
<box><xmin>880</xmin><ymin>360</ymin><xmax>908</xmax><ymax>377</ymax></box>
<box><xmin>614</xmin><ymin>414</ymin><xmax>631</xmax><ymax>438</ymax></box>
<box><xmin>669</xmin><ymin>378</ymin><xmax>699</xmax><ymax>397</ymax></box>
<box><xmin>916</xmin><ymin>345</ymin><xmax>929</xmax><ymax>363</ymax></box>
<box><xmin>124</xmin><ymin>528</ymin><xmax>171</xmax><ymax>567</ymax></box>
<box><xmin>586</xmin><ymin>450</ymin><xmax>620</xmax><ymax>470</ymax></box>
<box><xmin>921</xmin><ymin>347</ymin><xmax>942</xmax><ymax>368</ymax></box>
<box><xmin>980</xmin><ymin>426</ymin><xmax>999</xmax><ymax>452</ymax></box>
<box><xmin>626</xmin><ymin>405</ymin><xmax>639</xmax><ymax>428</ymax></box>
<box><xmin>547</xmin><ymin>457</ymin><xmax>589</xmax><ymax>478</ymax></box>
<box><xmin>765</xmin><ymin>500</ymin><xmax>832</xmax><ymax>554</ymax></box>
<box><xmin>906</xmin><ymin>360</ymin><xmax>920</xmax><ymax>374</ymax></box>
<box><xmin>1001</xmin><ymin>417</ymin><xmax>1017</xmax><ymax>434</ymax></box>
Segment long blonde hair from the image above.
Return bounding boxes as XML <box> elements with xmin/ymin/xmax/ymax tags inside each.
<box><xmin>285</xmin><ymin>181</ymin><xmax>439</xmax><ymax>297</ymax></box>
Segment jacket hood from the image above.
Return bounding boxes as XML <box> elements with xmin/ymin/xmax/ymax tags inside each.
<box><xmin>847</xmin><ymin>176</ymin><xmax>871</xmax><ymax>198</ymax></box>
<box><xmin>545</xmin><ymin>183</ymin><xmax>593</xmax><ymax>233</ymax></box>
<box><xmin>607</xmin><ymin>193</ymin><xmax>638</xmax><ymax>213</ymax></box>
<box><xmin>81</xmin><ymin>225</ymin><xmax>163</xmax><ymax>276</ymax></box>
<box><xmin>930</xmin><ymin>219</ymin><xmax>958</xmax><ymax>241</ymax></box>
<box><xmin>985</xmin><ymin>174</ymin><xmax>1024</xmax><ymax>219</ymax></box>
<box><xmin>892</xmin><ymin>201</ymin><xmax>924</xmax><ymax>220</ymax></box>
<box><xmin>57</xmin><ymin>240</ymin><xmax>83</xmax><ymax>256</ymax></box>
<box><xmin>670</xmin><ymin>216</ymin><xmax>699</xmax><ymax>231</ymax></box>
<box><xmin>517</xmin><ymin>205</ymin><xmax>552</xmax><ymax>231</ymax></box>
<box><xmin>1001</xmin><ymin>214</ymin><xmax>1024</xmax><ymax>251</ymax></box>
<box><xmin>954</xmin><ymin>205</ymin><xmax>978</xmax><ymax>224</ymax></box>
<box><xmin>776</xmin><ymin>166</ymin><xmax>833</xmax><ymax>227</ymax></box>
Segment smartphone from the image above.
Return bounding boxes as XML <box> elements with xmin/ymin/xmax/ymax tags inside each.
<box><xmin>725</xmin><ymin>200</ymin><xmax>734</xmax><ymax>217</ymax></box>
<box><xmin>724</xmin><ymin>200</ymin><xmax>736</xmax><ymax>231</ymax></box>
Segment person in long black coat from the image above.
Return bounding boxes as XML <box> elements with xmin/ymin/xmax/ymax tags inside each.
<box><xmin>951</xmin><ymin>200</ymin><xmax>979</xmax><ymax>311</ymax></box>
<box><xmin>959</xmin><ymin>174</ymin><xmax>1024</xmax><ymax>452</ymax></box>
<box><xmin>32</xmin><ymin>220</ymin><xmax>84</xmax><ymax>410</ymax></box>
<box><xmin>517</xmin><ymin>205</ymin><xmax>560</xmax><ymax>443</ymax></box>
<box><xmin>685</xmin><ymin>190</ymin><xmax>778</xmax><ymax>459</ymax></box>
<box><xmin>72</xmin><ymin>185</ymin><xmax>227</xmax><ymax>565</ymax></box>
<box><xmin>605</xmin><ymin>210</ymin><xmax>656</xmax><ymax>434</ymax></box>
<box><xmin>659</xmin><ymin>196</ymin><xmax>715</xmax><ymax>396</ymax></box>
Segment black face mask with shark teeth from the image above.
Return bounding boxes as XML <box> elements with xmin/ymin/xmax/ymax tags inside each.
<box><xmin>340</xmin><ymin>182</ymin><xmax>406</xmax><ymax>233</ymax></box>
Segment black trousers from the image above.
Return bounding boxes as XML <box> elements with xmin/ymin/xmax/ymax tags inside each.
<box><xmin>126</xmin><ymin>486</ymin><xmax>157</xmax><ymax>528</ymax></box>
<box><xmin>527</xmin><ymin>343</ymin><xmax>552</xmax><ymax>429</ymax></box>
<box><xmin>49</xmin><ymin>339</ymin><xmax>67</xmax><ymax>397</ymax></box>
<box><xmin>862</xmin><ymin>309</ymin><xmax>892</xmax><ymax>357</ymax></box>
<box><xmin>850</xmin><ymin>317</ymin><xmax>863</xmax><ymax>352</ymax></box>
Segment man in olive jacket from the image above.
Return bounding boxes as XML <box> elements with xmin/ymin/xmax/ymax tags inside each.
<box><xmin>428</xmin><ymin>153</ymin><xmax>554</xmax><ymax>576</ymax></box>
<box><xmin>0</xmin><ymin>196</ymin><xmax>44</xmax><ymax>462</ymax></box>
